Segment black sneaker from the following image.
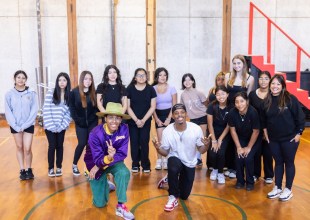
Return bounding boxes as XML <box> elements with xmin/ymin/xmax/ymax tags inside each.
<box><xmin>72</xmin><ymin>166</ymin><xmax>80</xmax><ymax>176</ymax></box>
<box><xmin>25</xmin><ymin>168</ymin><xmax>34</xmax><ymax>180</ymax></box>
<box><xmin>131</xmin><ymin>167</ymin><xmax>140</xmax><ymax>173</ymax></box>
<box><xmin>196</xmin><ymin>159</ymin><xmax>203</xmax><ymax>168</ymax></box>
<box><xmin>48</xmin><ymin>168</ymin><xmax>55</xmax><ymax>177</ymax></box>
<box><xmin>235</xmin><ymin>182</ymin><xmax>245</xmax><ymax>189</ymax></box>
<box><xmin>20</xmin><ymin>169</ymin><xmax>26</xmax><ymax>180</ymax></box>
<box><xmin>55</xmin><ymin>168</ymin><xmax>62</xmax><ymax>177</ymax></box>
<box><xmin>246</xmin><ymin>184</ymin><xmax>254</xmax><ymax>191</ymax></box>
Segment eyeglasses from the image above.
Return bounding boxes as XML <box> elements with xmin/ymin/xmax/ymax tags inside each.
<box><xmin>258</xmin><ymin>77</ymin><xmax>270</xmax><ymax>81</ymax></box>
<box><xmin>106</xmin><ymin>115</ymin><xmax>122</xmax><ymax>122</ymax></box>
<box><xmin>136</xmin><ymin>74</ymin><xmax>146</xmax><ymax>78</ymax></box>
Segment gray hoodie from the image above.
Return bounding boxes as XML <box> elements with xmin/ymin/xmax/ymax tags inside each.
<box><xmin>5</xmin><ymin>87</ymin><xmax>38</xmax><ymax>132</ymax></box>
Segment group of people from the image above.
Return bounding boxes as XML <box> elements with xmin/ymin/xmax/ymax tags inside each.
<box><xmin>4</xmin><ymin>54</ymin><xmax>305</xmax><ymax>219</ymax></box>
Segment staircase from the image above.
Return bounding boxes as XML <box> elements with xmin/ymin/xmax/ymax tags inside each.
<box><xmin>250</xmin><ymin>55</ymin><xmax>310</xmax><ymax>109</ymax></box>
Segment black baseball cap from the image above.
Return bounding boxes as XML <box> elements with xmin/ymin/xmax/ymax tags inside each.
<box><xmin>172</xmin><ymin>103</ymin><xmax>187</xmax><ymax>113</ymax></box>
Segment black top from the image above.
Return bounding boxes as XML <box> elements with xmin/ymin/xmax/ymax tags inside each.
<box><xmin>208</xmin><ymin>92</ymin><xmax>216</xmax><ymax>104</ymax></box>
<box><xmin>249</xmin><ymin>90</ymin><xmax>264</xmax><ymax>112</ymax></box>
<box><xmin>69</xmin><ymin>87</ymin><xmax>98</xmax><ymax>128</ymax></box>
<box><xmin>260</xmin><ymin>94</ymin><xmax>305</xmax><ymax>142</ymax></box>
<box><xmin>226</xmin><ymin>73</ymin><xmax>250</xmax><ymax>107</ymax></box>
<box><xmin>228</xmin><ymin>105</ymin><xmax>260</xmax><ymax>141</ymax></box>
<box><xmin>126</xmin><ymin>84</ymin><xmax>157</xmax><ymax>125</ymax></box>
<box><xmin>207</xmin><ymin>102</ymin><xmax>230</xmax><ymax>138</ymax></box>
<box><xmin>96</xmin><ymin>83</ymin><xmax>127</xmax><ymax>108</ymax></box>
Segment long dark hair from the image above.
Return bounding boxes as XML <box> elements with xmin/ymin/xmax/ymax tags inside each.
<box><xmin>100</xmin><ymin>65</ymin><xmax>125</xmax><ymax>103</ymax></box>
<box><xmin>53</xmin><ymin>72</ymin><xmax>71</xmax><ymax>106</ymax></box>
<box><xmin>79</xmin><ymin>71</ymin><xmax>96</xmax><ymax>108</ymax></box>
<box><xmin>181</xmin><ymin>73</ymin><xmax>196</xmax><ymax>90</ymax></box>
<box><xmin>211</xmin><ymin>86</ymin><xmax>229</xmax><ymax>120</ymax></box>
<box><xmin>264</xmin><ymin>74</ymin><xmax>291</xmax><ymax>112</ymax></box>
<box><xmin>129</xmin><ymin>68</ymin><xmax>149</xmax><ymax>86</ymax></box>
<box><xmin>14</xmin><ymin>70</ymin><xmax>28</xmax><ymax>80</ymax></box>
<box><xmin>152</xmin><ymin>67</ymin><xmax>169</xmax><ymax>86</ymax></box>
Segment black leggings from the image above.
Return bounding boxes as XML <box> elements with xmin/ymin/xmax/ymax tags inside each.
<box><xmin>269</xmin><ymin>140</ymin><xmax>299</xmax><ymax>190</ymax></box>
<box><xmin>208</xmin><ymin>135</ymin><xmax>230</xmax><ymax>173</ymax></box>
<box><xmin>45</xmin><ymin>130</ymin><xmax>66</xmax><ymax>169</ymax></box>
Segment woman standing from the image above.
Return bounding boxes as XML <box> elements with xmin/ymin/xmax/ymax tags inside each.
<box><xmin>96</xmin><ymin>65</ymin><xmax>127</xmax><ymax>114</ymax></box>
<box><xmin>249</xmin><ymin>71</ymin><xmax>274</xmax><ymax>183</ymax></box>
<box><xmin>5</xmin><ymin>70</ymin><xmax>38</xmax><ymax>180</ymax></box>
<box><xmin>207</xmin><ymin>86</ymin><xmax>231</xmax><ymax>184</ymax></box>
<box><xmin>228</xmin><ymin>92</ymin><xmax>260</xmax><ymax>191</ymax></box>
<box><xmin>180</xmin><ymin>73</ymin><xmax>207</xmax><ymax>167</ymax></box>
<box><xmin>127</xmin><ymin>68</ymin><xmax>156</xmax><ymax>173</ymax></box>
<box><xmin>262</xmin><ymin>74</ymin><xmax>305</xmax><ymax>201</ymax></box>
<box><xmin>69</xmin><ymin>71</ymin><xmax>98</xmax><ymax>175</ymax></box>
<box><xmin>43</xmin><ymin>72</ymin><xmax>71</xmax><ymax>177</ymax></box>
<box><xmin>152</xmin><ymin>67</ymin><xmax>177</xmax><ymax>170</ymax></box>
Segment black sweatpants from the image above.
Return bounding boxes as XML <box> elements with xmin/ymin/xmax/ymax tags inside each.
<box><xmin>45</xmin><ymin>129</ymin><xmax>66</xmax><ymax>169</ymax></box>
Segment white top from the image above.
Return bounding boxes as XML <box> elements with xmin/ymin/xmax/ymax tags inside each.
<box><xmin>160</xmin><ymin>122</ymin><xmax>204</xmax><ymax>168</ymax></box>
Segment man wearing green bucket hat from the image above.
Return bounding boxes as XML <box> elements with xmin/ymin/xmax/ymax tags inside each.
<box><xmin>84</xmin><ymin>102</ymin><xmax>134</xmax><ymax>220</ymax></box>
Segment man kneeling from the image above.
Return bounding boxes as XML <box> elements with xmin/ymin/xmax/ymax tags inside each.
<box><xmin>153</xmin><ymin>103</ymin><xmax>210</xmax><ymax>212</ymax></box>
<box><xmin>84</xmin><ymin>102</ymin><xmax>134</xmax><ymax>219</ymax></box>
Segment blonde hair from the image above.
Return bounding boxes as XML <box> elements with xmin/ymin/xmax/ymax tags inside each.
<box><xmin>228</xmin><ymin>54</ymin><xmax>248</xmax><ymax>88</ymax></box>
<box><xmin>214</xmin><ymin>71</ymin><xmax>225</xmax><ymax>87</ymax></box>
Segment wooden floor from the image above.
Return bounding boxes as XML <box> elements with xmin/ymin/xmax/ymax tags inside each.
<box><xmin>0</xmin><ymin>122</ymin><xmax>309</xmax><ymax>220</ymax></box>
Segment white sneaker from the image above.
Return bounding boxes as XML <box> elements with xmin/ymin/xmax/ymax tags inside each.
<box><xmin>116</xmin><ymin>204</ymin><xmax>135</xmax><ymax>220</ymax></box>
<box><xmin>224</xmin><ymin>170</ymin><xmax>230</xmax><ymax>177</ymax></box>
<box><xmin>158</xmin><ymin>174</ymin><xmax>168</xmax><ymax>189</ymax></box>
<box><xmin>264</xmin><ymin>178</ymin><xmax>273</xmax><ymax>184</ymax></box>
<box><xmin>108</xmin><ymin>180</ymin><xmax>116</xmax><ymax>192</ymax></box>
<box><xmin>229</xmin><ymin>170</ymin><xmax>236</xmax><ymax>179</ymax></box>
<box><xmin>164</xmin><ymin>195</ymin><xmax>178</xmax><ymax>212</ymax></box>
<box><xmin>217</xmin><ymin>173</ymin><xmax>225</xmax><ymax>184</ymax></box>
<box><xmin>267</xmin><ymin>186</ymin><xmax>282</xmax><ymax>199</ymax></box>
<box><xmin>162</xmin><ymin>159</ymin><xmax>168</xmax><ymax>170</ymax></box>
<box><xmin>210</xmin><ymin>169</ymin><xmax>218</xmax><ymax>181</ymax></box>
<box><xmin>279</xmin><ymin>188</ymin><xmax>293</xmax><ymax>202</ymax></box>
<box><xmin>155</xmin><ymin>159</ymin><xmax>162</xmax><ymax>170</ymax></box>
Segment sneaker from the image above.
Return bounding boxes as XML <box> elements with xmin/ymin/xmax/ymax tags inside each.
<box><xmin>48</xmin><ymin>168</ymin><xmax>55</xmax><ymax>177</ymax></box>
<box><xmin>279</xmin><ymin>188</ymin><xmax>293</xmax><ymax>202</ymax></box>
<box><xmin>267</xmin><ymin>186</ymin><xmax>282</xmax><ymax>199</ymax></box>
<box><xmin>116</xmin><ymin>204</ymin><xmax>135</xmax><ymax>220</ymax></box>
<box><xmin>155</xmin><ymin>159</ymin><xmax>162</xmax><ymax>170</ymax></box>
<box><xmin>131</xmin><ymin>167</ymin><xmax>140</xmax><ymax>173</ymax></box>
<box><xmin>25</xmin><ymin>168</ymin><xmax>34</xmax><ymax>180</ymax></box>
<box><xmin>164</xmin><ymin>195</ymin><xmax>178</xmax><ymax>212</ymax></box>
<box><xmin>20</xmin><ymin>169</ymin><xmax>26</xmax><ymax>180</ymax></box>
<box><xmin>162</xmin><ymin>159</ymin><xmax>168</xmax><ymax>170</ymax></box>
<box><xmin>253</xmin><ymin>176</ymin><xmax>257</xmax><ymax>182</ymax></box>
<box><xmin>208</xmin><ymin>167</ymin><xmax>214</xmax><ymax>171</ymax></box>
<box><xmin>229</xmin><ymin>170</ymin><xmax>236</xmax><ymax>179</ymax></box>
<box><xmin>108</xmin><ymin>180</ymin><xmax>116</xmax><ymax>192</ymax></box>
<box><xmin>235</xmin><ymin>182</ymin><xmax>245</xmax><ymax>189</ymax></box>
<box><xmin>224</xmin><ymin>170</ymin><xmax>231</xmax><ymax>177</ymax></box>
<box><xmin>246</xmin><ymin>184</ymin><xmax>254</xmax><ymax>191</ymax></box>
<box><xmin>196</xmin><ymin>159</ymin><xmax>203</xmax><ymax>168</ymax></box>
<box><xmin>217</xmin><ymin>173</ymin><xmax>225</xmax><ymax>184</ymax></box>
<box><xmin>55</xmin><ymin>168</ymin><xmax>62</xmax><ymax>177</ymax></box>
<box><xmin>143</xmin><ymin>169</ymin><xmax>151</xmax><ymax>173</ymax></box>
<box><xmin>158</xmin><ymin>175</ymin><xmax>168</xmax><ymax>189</ymax></box>
<box><xmin>210</xmin><ymin>169</ymin><xmax>218</xmax><ymax>181</ymax></box>
<box><xmin>72</xmin><ymin>166</ymin><xmax>80</xmax><ymax>176</ymax></box>
<box><xmin>264</xmin><ymin>178</ymin><xmax>273</xmax><ymax>184</ymax></box>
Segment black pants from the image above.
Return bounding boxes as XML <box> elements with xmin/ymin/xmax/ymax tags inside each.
<box><xmin>225</xmin><ymin>138</ymin><xmax>236</xmax><ymax>170</ymax></box>
<box><xmin>235</xmin><ymin>137</ymin><xmax>260</xmax><ymax>185</ymax></box>
<box><xmin>168</xmin><ymin>156</ymin><xmax>195</xmax><ymax>200</ymax></box>
<box><xmin>45</xmin><ymin>130</ymin><xmax>66</xmax><ymax>169</ymax></box>
<box><xmin>254</xmin><ymin>139</ymin><xmax>274</xmax><ymax>179</ymax></box>
<box><xmin>128</xmin><ymin>121</ymin><xmax>151</xmax><ymax>170</ymax></box>
<box><xmin>269</xmin><ymin>140</ymin><xmax>299</xmax><ymax>190</ymax></box>
<box><xmin>208</xmin><ymin>135</ymin><xmax>230</xmax><ymax>173</ymax></box>
<box><xmin>73</xmin><ymin>121</ymin><xmax>98</xmax><ymax>165</ymax></box>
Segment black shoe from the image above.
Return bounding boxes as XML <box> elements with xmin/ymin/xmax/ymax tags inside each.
<box><xmin>235</xmin><ymin>182</ymin><xmax>245</xmax><ymax>189</ymax></box>
<box><xmin>131</xmin><ymin>167</ymin><xmax>140</xmax><ymax>173</ymax></box>
<box><xmin>25</xmin><ymin>168</ymin><xmax>34</xmax><ymax>180</ymax></box>
<box><xmin>196</xmin><ymin>159</ymin><xmax>203</xmax><ymax>168</ymax></box>
<box><xmin>20</xmin><ymin>169</ymin><xmax>26</xmax><ymax>180</ymax></box>
<box><xmin>246</xmin><ymin>184</ymin><xmax>254</xmax><ymax>191</ymax></box>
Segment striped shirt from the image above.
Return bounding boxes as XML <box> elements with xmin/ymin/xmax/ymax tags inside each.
<box><xmin>43</xmin><ymin>89</ymin><xmax>71</xmax><ymax>133</ymax></box>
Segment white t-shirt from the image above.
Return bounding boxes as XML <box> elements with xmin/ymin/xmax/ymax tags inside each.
<box><xmin>160</xmin><ymin>122</ymin><xmax>204</xmax><ymax>168</ymax></box>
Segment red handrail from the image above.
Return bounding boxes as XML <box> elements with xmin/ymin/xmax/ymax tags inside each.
<box><xmin>248</xmin><ymin>2</ymin><xmax>310</xmax><ymax>88</ymax></box>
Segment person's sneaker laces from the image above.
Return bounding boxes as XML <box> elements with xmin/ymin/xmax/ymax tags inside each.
<box><xmin>264</xmin><ymin>178</ymin><xmax>273</xmax><ymax>184</ymax></box>
<box><xmin>25</xmin><ymin>168</ymin><xmax>34</xmax><ymax>179</ymax></box>
<box><xmin>48</xmin><ymin>168</ymin><xmax>55</xmax><ymax>177</ymax></box>
<box><xmin>115</xmin><ymin>204</ymin><xmax>135</xmax><ymax>220</ymax></box>
<box><xmin>217</xmin><ymin>173</ymin><xmax>225</xmax><ymax>184</ymax></box>
<box><xmin>155</xmin><ymin>159</ymin><xmax>162</xmax><ymax>170</ymax></box>
<box><xmin>72</xmin><ymin>166</ymin><xmax>80</xmax><ymax>176</ymax></box>
<box><xmin>210</xmin><ymin>169</ymin><xmax>218</xmax><ymax>181</ymax></box>
<box><xmin>157</xmin><ymin>174</ymin><xmax>168</xmax><ymax>189</ymax></box>
<box><xmin>108</xmin><ymin>180</ymin><xmax>116</xmax><ymax>192</ymax></box>
<box><xmin>55</xmin><ymin>168</ymin><xmax>62</xmax><ymax>177</ymax></box>
<box><xmin>20</xmin><ymin>169</ymin><xmax>26</xmax><ymax>180</ymax></box>
<box><xmin>164</xmin><ymin>195</ymin><xmax>178</xmax><ymax>212</ymax></box>
<box><xmin>267</xmin><ymin>186</ymin><xmax>282</xmax><ymax>199</ymax></box>
<box><xmin>279</xmin><ymin>188</ymin><xmax>293</xmax><ymax>202</ymax></box>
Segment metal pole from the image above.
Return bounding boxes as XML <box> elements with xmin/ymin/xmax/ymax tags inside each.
<box><xmin>36</xmin><ymin>0</ymin><xmax>44</xmax><ymax>110</ymax></box>
<box><xmin>111</xmin><ymin>0</ymin><xmax>117</xmax><ymax>65</ymax></box>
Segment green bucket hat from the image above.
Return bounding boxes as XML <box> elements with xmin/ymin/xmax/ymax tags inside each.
<box><xmin>96</xmin><ymin>102</ymin><xmax>131</xmax><ymax>120</ymax></box>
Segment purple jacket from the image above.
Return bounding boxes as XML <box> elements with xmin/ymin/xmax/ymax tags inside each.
<box><xmin>84</xmin><ymin>123</ymin><xmax>129</xmax><ymax>179</ymax></box>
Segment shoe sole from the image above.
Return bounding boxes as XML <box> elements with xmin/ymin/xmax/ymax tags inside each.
<box><xmin>164</xmin><ymin>203</ymin><xmax>178</xmax><ymax>212</ymax></box>
<box><xmin>155</xmin><ymin>167</ymin><xmax>162</xmax><ymax>170</ymax></box>
<box><xmin>48</xmin><ymin>174</ymin><xmax>55</xmax><ymax>177</ymax></box>
<box><xmin>115</xmin><ymin>211</ymin><xmax>134</xmax><ymax>220</ymax></box>
<box><xmin>267</xmin><ymin>194</ymin><xmax>281</xmax><ymax>199</ymax></box>
<box><xmin>73</xmin><ymin>173</ymin><xmax>81</xmax><ymax>176</ymax></box>
<box><xmin>279</xmin><ymin>194</ymin><xmax>293</xmax><ymax>202</ymax></box>
<box><xmin>55</xmin><ymin>174</ymin><xmax>62</xmax><ymax>177</ymax></box>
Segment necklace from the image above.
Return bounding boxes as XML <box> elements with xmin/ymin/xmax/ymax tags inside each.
<box><xmin>239</xmin><ymin>113</ymin><xmax>246</xmax><ymax>122</ymax></box>
<box><xmin>174</xmin><ymin>124</ymin><xmax>186</xmax><ymax>142</ymax></box>
<box><xmin>218</xmin><ymin>106</ymin><xmax>228</xmax><ymax>120</ymax></box>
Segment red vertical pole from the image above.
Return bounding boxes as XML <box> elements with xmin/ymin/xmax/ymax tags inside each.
<box><xmin>296</xmin><ymin>47</ymin><xmax>301</xmax><ymax>88</ymax></box>
<box><xmin>267</xmin><ymin>20</ymin><xmax>271</xmax><ymax>63</ymax></box>
<box><xmin>248</xmin><ymin>3</ymin><xmax>254</xmax><ymax>54</ymax></box>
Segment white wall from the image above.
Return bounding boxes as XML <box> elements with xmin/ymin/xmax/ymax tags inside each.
<box><xmin>0</xmin><ymin>0</ymin><xmax>310</xmax><ymax>113</ymax></box>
